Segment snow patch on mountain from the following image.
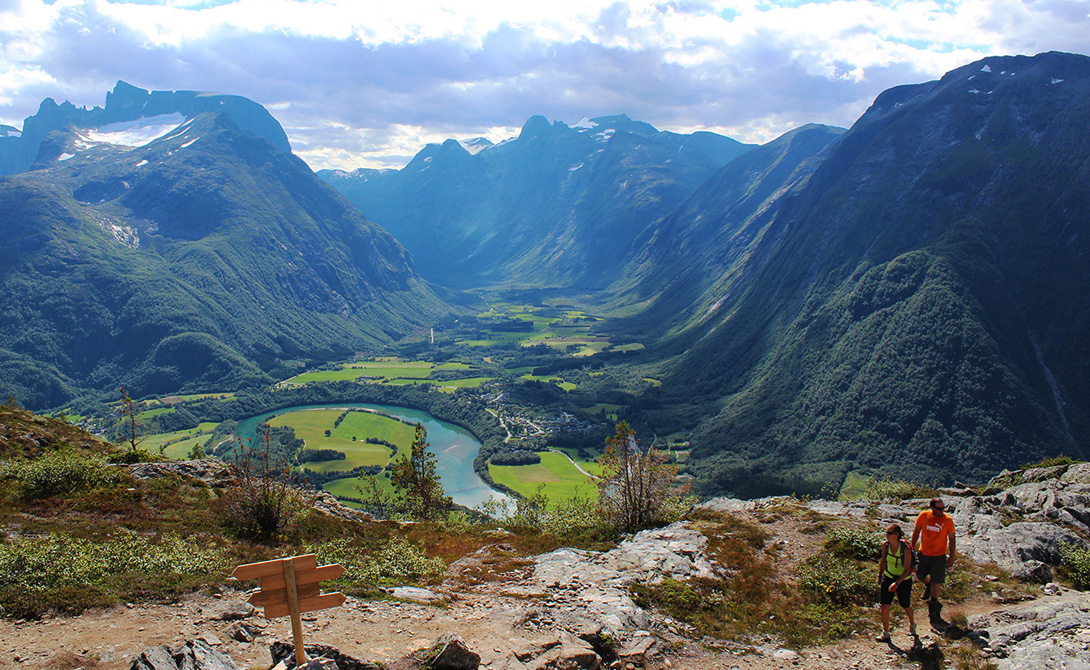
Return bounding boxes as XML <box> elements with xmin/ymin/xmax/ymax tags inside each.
<box><xmin>571</xmin><ymin>116</ymin><xmax>598</xmax><ymax>131</ymax></box>
<box><xmin>460</xmin><ymin>137</ymin><xmax>493</xmax><ymax>155</ymax></box>
<box><xmin>981</xmin><ymin>64</ymin><xmax>992</xmax><ymax>73</ymax></box>
<box><xmin>84</xmin><ymin>113</ymin><xmax>187</xmax><ymax>147</ymax></box>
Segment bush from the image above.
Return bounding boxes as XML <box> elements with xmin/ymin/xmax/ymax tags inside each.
<box><xmin>862</xmin><ymin>477</ymin><xmax>937</xmax><ymax>503</ymax></box>
<box><xmin>0</xmin><ymin>531</ymin><xmax>225</xmax><ymax>617</ymax></box>
<box><xmin>1060</xmin><ymin>542</ymin><xmax>1090</xmax><ymax>590</ymax></box>
<box><xmin>796</xmin><ymin>554</ymin><xmax>875</xmax><ymax>607</ymax></box>
<box><xmin>825</xmin><ymin>526</ymin><xmax>882</xmax><ymax>561</ymax></box>
<box><xmin>304</xmin><ymin>537</ymin><xmax>446</xmax><ymax>588</ymax></box>
<box><xmin>1</xmin><ymin>451</ymin><xmax>126</xmax><ymax>500</ymax></box>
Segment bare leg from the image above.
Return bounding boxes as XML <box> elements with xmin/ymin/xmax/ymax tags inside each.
<box><xmin>930</xmin><ymin>582</ymin><xmax>942</xmax><ymax>600</ymax></box>
<box><xmin>905</xmin><ymin>605</ymin><xmax>916</xmax><ymax>632</ymax></box>
<box><xmin>881</xmin><ymin>604</ymin><xmax>890</xmax><ymax>633</ymax></box>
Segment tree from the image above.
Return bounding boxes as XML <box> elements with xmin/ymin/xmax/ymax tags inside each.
<box><xmin>219</xmin><ymin>423</ymin><xmax>307</xmax><ymax>543</ymax></box>
<box><xmin>357</xmin><ymin>423</ymin><xmax>451</xmax><ymax>521</ymax></box>
<box><xmin>117</xmin><ymin>386</ymin><xmax>140</xmax><ymax>455</ymax></box>
<box><xmin>597</xmin><ymin>421</ymin><xmax>681</xmax><ymax>532</ymax></box>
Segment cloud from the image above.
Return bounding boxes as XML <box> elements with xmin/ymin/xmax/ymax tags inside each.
<box><xmin>1</xmin><ymin>0</ymin><xmax>1088</xmax><ymax>169</ymax></box>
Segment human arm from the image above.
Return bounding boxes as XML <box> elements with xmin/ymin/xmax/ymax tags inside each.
<box><xmin>947</xmin><ymin>524</ymin><xmax>956</xmax><ymax>568</ymax></box>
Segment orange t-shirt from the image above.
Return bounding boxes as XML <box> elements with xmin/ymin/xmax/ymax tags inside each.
<box><xmin>915</xmin><ymin>510</ymin><xmax>955</xmax><ymax>557</ymax></box>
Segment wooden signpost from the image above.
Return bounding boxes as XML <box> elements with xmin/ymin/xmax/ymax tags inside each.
<box><xmin>231</xmin><ymin>555</ymin><xmax>346</xmax><ymax>665</ymax></box>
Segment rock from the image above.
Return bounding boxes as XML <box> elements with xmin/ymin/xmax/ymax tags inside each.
<box><xmin>957</xmin><ymin>518</ymin><xmax>1082</xmax><ymax>580</ymax></box>
<box><xmin>202</xmin><ymin>600</ymin><xmax>254</xmax><ymax>621</ymax></box>
<box><xmin>772</xmin><ymin>649</ymin><xmax>799</xmax><ymax>661</ymax></box>
<box><xmin>308</xmin><ymin>491</ymin><xmax>374</xmax><ymax>523</ymax></box>
<box><xmin>302</xmin><ymin>660</ymin><xmax>338</xmax><ymax>670</ymax></box>
<box><xmin>131</xmin><ymin>646</ymin><xmax>178</xmax><ymax>670</ymax></box>
<box><xmin>269</xmin><ymin>643</ymin><xmax>381</xmax><ymax>670</ymax></box>
<box><xmin>127</xmin><ymin>460</ymin><xmax>235</xmax><ymax>487</ymax></box>
<box><xmin>424</xmin><ymin>633</ymin><xmax>480</xmax><ymax>670</ymax></box>
<box><xmin>385</xmin><ymin>586</ymin><xmax>447</xmax><ymax>604</ymax></box>
<box><xmin>966</xmin><ymin>595</ymin><xmax>1090</xmax><ymax>670</ymax></box>
<box><xmin>174</xmin><ymin>640</ymin><xmax>238</xmax><ymax>670</ymax></box>
<box><xmin>617</xmin><ymin>637</ymin><xmax>655</xmax><ymax>660</ymax></box>
<box><xmin>228</xmin><ymin>623</ymin><xmax>258</xmax><ymax>643</ymax></box>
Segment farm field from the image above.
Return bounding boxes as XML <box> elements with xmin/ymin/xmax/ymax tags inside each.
<box><xmin>489</xmin><ymin>450</ymin><xmax>601</xmax><ymax>503</ymax></box>
<box><xmin>323</xmin><ymin>473</ymin><xmax>396</xmax><ymax>509</ymax></box>
<box><xmin>279</xmin><ymin>359</ymin><xmax>494</xmax><ymax>390</ymax></box>
<box><xmin>140</xmin><ymin>422</ymin><xmax>219</xmax><ymax>460</ymax></box>
<box><xmin>266</xmin><ymin>408</ymin><xmax>416</xmax><ymax>471</ymax></box>
<box><xmin>462</xmin><ymin>302</ymin><xmax>611</xmax><ymax>355</ymax></box>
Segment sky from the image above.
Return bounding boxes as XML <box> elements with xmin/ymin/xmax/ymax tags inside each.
<box><xmin>1</xmin><ymin>1</ymin><xmax>1089</xmax><ymax>171</ymax></box>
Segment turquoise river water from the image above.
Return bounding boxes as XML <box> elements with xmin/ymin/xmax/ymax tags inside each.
<box><xmin>234</xmin><ymin>403</ymin><xmax>510</xmax><ymax>509</ymax></box>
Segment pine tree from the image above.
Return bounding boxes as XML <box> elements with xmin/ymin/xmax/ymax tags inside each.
<box><xmin>387</xmin><ymin>423</ymin><xmax>451</xmax><ymax>521</ymax></box>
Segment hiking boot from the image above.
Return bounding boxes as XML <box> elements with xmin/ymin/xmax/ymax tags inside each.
<box><xmin>875</xmin><ymin>632</ymin><xmax>891</xmax><ymax>643</ymax></box>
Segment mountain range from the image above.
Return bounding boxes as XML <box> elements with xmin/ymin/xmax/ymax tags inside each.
<box><xmin>319</xmin><ymin>114</ymin><xmax>753</xmax><ymax>289</ymax></box>
<box><xmin>4</xmin><ymin>53</ymin><xmax>1090</xmax><ymax>493</ymax></box>
<box><xmin>625</xmin><ymin>51</ymin><xmax>1090</xmax><ymax>494</ymax></box>
<box><xmin>0</xmin><ymin>82</ymin><xmax>455</xmax><ymax>408</ymax></box>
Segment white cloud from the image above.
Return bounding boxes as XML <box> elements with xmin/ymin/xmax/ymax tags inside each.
<box><xmin>0</xmin><ymin>0</ymin><xmax>1087</xmax><ymax>168</ymax></box>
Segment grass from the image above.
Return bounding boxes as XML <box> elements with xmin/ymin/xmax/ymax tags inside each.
<box><xmin>268</xmin><ymin>409</ymin><xmax>416</xmax><ymax>471</ymax></box>
<box><xmin>520</xmin><ymin>374</ymin><xmax>577</xmax><ymax>391</ymax></box>
<box><xmin>140</xmin><ymin>422</ymin><xmax>220</xmax><ymax>459</ymax></box>
<box><xmin>489</xmin><ymin>451</ymin><xmax>599</xmax><ymax>502</ymax></box>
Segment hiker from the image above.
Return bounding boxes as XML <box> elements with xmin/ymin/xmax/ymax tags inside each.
<box><xmin>876</xmin><ymin>523</ymin><xmax>917</xmax><ymax>642</ymax></box>
<box><xmin>911</xmin><ymin>497</ymin><xmax>956</xmax><ymax>623</ymax></box>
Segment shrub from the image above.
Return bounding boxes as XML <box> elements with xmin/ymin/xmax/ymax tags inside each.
<box><xmin>304</xmin><ymin>537</ymin><xmax>446</xmax><ymax>589</ymax></box>
<box><xmin>0</xmin><ymin>531</ymin><xmax>225</xmax><ymax>617</ymax></box>
<box><xmin>862</xmin><ymin>477</ymin><xmax>938</xmax><ymax>503</ymax></box>
<box><xmin>796</xmin><ymin>554</ymin><xmax>875</xmax><ymax>607</ymax></box>
<box><xmin>218</xmin><ymin>427</ymin><xmax>308</xmax><ymax>544</ymax></box>
<box><xmin>1060</xmin><ymin>542</ymin><xmax>1090</xmax><ymax>590</ymax></box>
<box><xmin>825</xmin><ymin>526</ymin><xmax>882</xmax><ymax>561</ymax></box>
<box><xmin>1</xmin><ymin>451</ymin><xmax>126</xmax><ymax>500</ymax></box>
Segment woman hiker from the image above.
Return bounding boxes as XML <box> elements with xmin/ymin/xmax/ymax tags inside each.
<box><xmin>876</xmin><ymin>523</ymin><xmax>917</xmax><ymax>643</ymax></box>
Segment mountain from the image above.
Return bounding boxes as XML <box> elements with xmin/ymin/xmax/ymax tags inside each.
<box><xmin>605</xmin><ymin>123</ymin><xmax>846</xmax><ymax>336</ymax></box>
<box><xmin>627</xmin><ymin>52</ymin><xmax>1090</xmax><ymax>495</ymax></box>
<box><xmin>0</xmin><ymin>81</ymin><xmax>291</xmax><ymax>176</ymax></box>
<box><xmin>319</xmin><ymin>114</ymin><xmax>754</xmax><ymax>289</ymax></box>
<box><xmin>0</xmin><ymin>91</ymin><xmax>456</xmax><ymax>409</ymax></box>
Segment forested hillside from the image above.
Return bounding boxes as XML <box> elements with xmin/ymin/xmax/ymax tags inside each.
<box><xmin>624</xmin><ymin>52</ymin><xmax>1090</xmax><ymax>495</ymax></box>
<box><xmin>0</xmin><ymin>109</ymin><xmax>458</xmax><ymax>409</ymax></box>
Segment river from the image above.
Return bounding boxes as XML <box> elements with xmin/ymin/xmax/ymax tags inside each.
<box><xmin>234</xmin><ymin>402</ymin><xmax>511</xmax><ymax>509</ymax></box>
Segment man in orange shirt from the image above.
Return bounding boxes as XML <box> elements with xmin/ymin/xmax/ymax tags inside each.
<box><xmin>911</xmin><ymin>497</ymin><xmax>956</xmax><ymax>623</ymax></box>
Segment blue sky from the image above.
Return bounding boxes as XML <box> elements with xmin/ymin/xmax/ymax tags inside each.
<box><xmin>2</xmin><ymin>0</ymin><xmax>1088</xmax><ymax>170</ymax></box>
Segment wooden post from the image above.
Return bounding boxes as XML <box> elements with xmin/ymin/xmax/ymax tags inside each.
<box><xmin>283</xmin><ymin>558</ymin><xmax>307</xmax><ymax>666</ymax></box>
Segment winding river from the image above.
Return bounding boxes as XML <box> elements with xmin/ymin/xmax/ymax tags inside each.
<box><xmin>235</xmin><ymin>403</ymin><xmax>510</xmax><ymax>509</ymax></box>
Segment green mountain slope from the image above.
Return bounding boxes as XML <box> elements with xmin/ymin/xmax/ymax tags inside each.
<box><xmin>320</xmin><ymin>115</ymin><xmax>754</xmax><ymax>290</ymax></box>
<box><xmin>635</xmin><ymin>52</ymin><xmax>1090</xmax><ymax>495</ymax></box>
<box><xmin>0</xmin><ymin>111</ymin><xmax>455</xmax><ymax>409</ymax></box>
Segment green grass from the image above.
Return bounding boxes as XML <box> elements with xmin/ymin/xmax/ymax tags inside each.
<box><xmin>489</xmin><ymin>451</ymin><xmax>599</xmax><ymax>503</ymax></box>
<box><xmin>435</xmin><ymin>377</ymin><xmax>493</xmax><ymax>388</ymax></box>
<box><xmin>324</xmin><ymin>473</ymin><xmax>396</xmax><ymax>508</ymax></box>
<box><xmin>284</xmin><ymin>360</ymin><xmax>435</xmax><ymax>384</ymax></box>
<box><xmin>838</xmin><ymin>471</ymin><xmax>872</xmax><ymax>501</ymax></box>
<box><xmin>140</xmin><ymin>422</ymin><xmax>220</xmax><ymax>459</ymax></box>
<box><xmin>136</xmin><ymin>407</ymin><xmax>175</xmax><ymax>420</ymax></box>
<box><xmin>520</xmin><ymin>374</ymin><xmax>577</xmax><ymax>391</ymax></box>
<box><xmin>267</xmin><ymin>409</ymin><xmax>416</xmax><ymax>471</ymax></box>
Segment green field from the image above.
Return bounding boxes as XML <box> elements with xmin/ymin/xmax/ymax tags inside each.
<box><xmin>489</xmin><ymin>451</ymin><xmax>601</xmax><ymax>503</ymax></box>
<box><xmin>520</xmin><ymin>374</ymin><xmax>577</xmax><ymax>391</ymax></box>
<box><xmin>140</xmin><ymin>422</ymin><xmax>220</xmax><ymax>459</ymax></box>
<box><xmin>324</xmin><ymin>472</ymin><xmax>396</xmax><ymax>509</ymax></box>
<box><xmin>462</xmin><ymin>302</ymin><xmax>614</xmax><ymax>353</ymax></box>
<box><xmin>267</xmin><ymin>409</ymin><xmax>416</xmax><ymax>471</ymax></box>
<box><xmin>838</xmin><ymin>471</ymin><xmax>873</xmax><ymax>501</ymax></box>
<box><xmin>281</xmin><ymin>359</ymin><xmax>493</xmax><ymax>390</ymax></box>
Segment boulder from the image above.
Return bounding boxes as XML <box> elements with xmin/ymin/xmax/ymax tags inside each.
<box><xmin>967</xmin><ymin>595</ymin><xmax>1090</xmax><ymax>670</ymax></box>
<box><xmin>385</xmin><ymin>586</ymin><xmax>447</xmax><ymax>604</ymax></box>
<box><xmin>130</xmin><ymin>640</ymin><xmax>238</xmax><ymax>670</ymax></box>
<box><xmin>269</xmin><ymin>643</ymin><xmax>381</xmax><ymax>670</ymax></box>
<box><xmin>127</xmin><ymin>460</ymin><xmax>235</xmax><ymax>487</ymax></box>
<box><xmin>424</xmin><ymin>633</ymin><xmax>480</xmax><ymax>670</ymax></box>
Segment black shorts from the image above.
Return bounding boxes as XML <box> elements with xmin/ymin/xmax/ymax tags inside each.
<box><xmin>916</xmin><ymin>553</ymin><xmax>947</xmax><ymax>585</ymax></box>
<box><xmin>880</xmin><ymin>576</ymin><xmax>912</xmax><ymax>607</ymax></box>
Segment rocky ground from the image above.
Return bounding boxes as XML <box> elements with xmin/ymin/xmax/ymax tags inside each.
<box><xmin>3</xmin><ymin>463</ymin><xmax>1090</xmax><ymax>670</ymax></box>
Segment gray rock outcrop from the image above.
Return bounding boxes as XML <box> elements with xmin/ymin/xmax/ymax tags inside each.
<box><xmin>967</xmin><ymin>590</ymin><xmax>1090</xmax><ymax>670</ymax></box>
<box><xmin>130</xmin><ymin>640</ymin><xmax>238</xmax><ymax>670</ymax></box>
